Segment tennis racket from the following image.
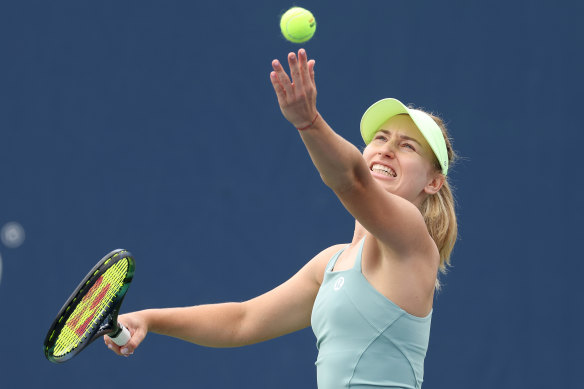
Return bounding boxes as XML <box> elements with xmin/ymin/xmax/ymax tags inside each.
<box><xmin>43</xmin><ymin>249</ymin><xmax>135</xmax><ymax>363</ymax></box>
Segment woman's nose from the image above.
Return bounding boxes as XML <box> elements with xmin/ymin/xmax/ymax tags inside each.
<box><xmin>378</xmin><ymin>141</ymin><xmax>397</xmax><ymax>158</ymax></box>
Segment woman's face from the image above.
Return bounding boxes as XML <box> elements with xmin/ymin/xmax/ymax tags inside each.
<box><xmin>362</xmin><ymin>114</ymin><xmax>443</xmax><ymax>206</ymax></box>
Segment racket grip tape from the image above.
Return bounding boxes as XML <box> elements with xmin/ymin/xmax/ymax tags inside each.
<box><xmin>109</xmin><ymin>323</ymin><xmax>131</xmax><ymax>346</ymax></box>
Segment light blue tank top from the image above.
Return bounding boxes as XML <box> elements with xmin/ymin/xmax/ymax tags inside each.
<box><xmin>311</xmin><ymin>238</ymin><xmax>432</xmax><ymax>389</ymax></box>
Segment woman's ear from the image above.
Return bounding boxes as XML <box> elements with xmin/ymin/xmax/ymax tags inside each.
<box><xmin>424</xmin><ymin>173</ymin><xmax>445</xmax><ymax>195</ymax></box>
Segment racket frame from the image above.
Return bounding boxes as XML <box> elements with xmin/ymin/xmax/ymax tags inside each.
<box><xmin>43</xmin><ymin>249</ymin><xmax>135</xmax><ymax>363</ymax></box>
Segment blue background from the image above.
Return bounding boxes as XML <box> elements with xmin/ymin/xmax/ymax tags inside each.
<box><xmin>1</xmin><ymin>1</ymin><xmax>583</xmax><ymax>388</ymax></box>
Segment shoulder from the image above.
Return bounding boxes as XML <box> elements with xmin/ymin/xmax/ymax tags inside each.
<box><xmin>304</xmin><ymin>244</ymin><xmax>346</xmax><ymax>285</ymax></box>
<box><xmin>372</xmin><ymin>231</ymin><xmax>440</xmax><ymax>287</ymax></box>
<box><xmin>374</xmin><ymin>227</ymin><xmax>440</xmax><ymax>265</ymax></box>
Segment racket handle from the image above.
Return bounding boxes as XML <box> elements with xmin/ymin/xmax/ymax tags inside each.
<box><xmin>110</xmin><ymin>323</ymin><xmax>131</xmax><ymax>346</ymax></box>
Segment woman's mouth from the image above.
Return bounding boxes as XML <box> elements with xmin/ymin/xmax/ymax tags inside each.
<box><xmin>371</xmin><ymin>163</ymin><xmax>397</xmax><ymax>177</ymax></box>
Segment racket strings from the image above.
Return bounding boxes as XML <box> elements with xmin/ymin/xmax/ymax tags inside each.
<box><xmin>53</xmin><ymin>258</ymin><xmax>129</xmax><ymax>357</ymax></box>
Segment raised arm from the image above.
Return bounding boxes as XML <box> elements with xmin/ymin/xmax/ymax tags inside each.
<box><xmin>105</xmin><ymin>245</ymin><xmax>341</xmax><ymax>356</ymax></box>
<box><xmin>270</xmin><ymin>50</ymin><xmax>434</xmax><ymax>255</ymax></box>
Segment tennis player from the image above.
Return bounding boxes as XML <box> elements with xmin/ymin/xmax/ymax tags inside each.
<box><xmin>105</xmin><ymin>49</ymin><xmax>457</xmax><ymax>389</ymax></box>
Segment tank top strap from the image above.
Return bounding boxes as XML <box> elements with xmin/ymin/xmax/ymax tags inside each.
<box><xmin>353</xmin><ymin>236</ymin><xmax>366</xmax><ymax>272</ymax></box>
<box><xmin>326</xmin><ymin>244</ymin><xmax>349</xmax><ymax>271</ymax></box>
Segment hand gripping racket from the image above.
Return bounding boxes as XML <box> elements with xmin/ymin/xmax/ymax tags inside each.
<box><xmin>43</xmin><ymin>249</ymin><xmax>135</xmax><ymax>363</ymax></box>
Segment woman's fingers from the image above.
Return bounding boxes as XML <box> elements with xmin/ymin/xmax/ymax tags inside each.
<box><xmin>104</xmin><ymin>335</ymin><xmax>125</xmax><ymax>356</ymax></box>
<box><xmin>270</xmin><ymin>71</ymin><xmax>287</xmax><ymax>106</ymax></box>
<box><xmin>103</xmin><ymin>314</ymin><xmax>147</xmax><ymax>357</ymax></box>
<box><xmin>308</xmin><ymin>59</ymin><xmax>316</xmax><ymax>88</ymax></box>
<box><xmin>288</xmin><ymin>51</ymin><xmax>307</xmax><ymax>94</ymax></box>
<box><xmin>298</xmin><ymin>49</ymin><xmax>311</xmax><ymax>88</ymax></box>
<box><xmin>270</xmin><ymin>49</ymin><xmax>317</xmax><ymax>128</ymax></box>
<box><xmin>104</xmin><ymin>331</ymin><xmax>140</xmax><ymax>357</ymax></box>
<box><xmin>116</xmin><ymin>325</ymin><xmax>146</xmax><ymax>356</ymax></box>
<box><xmin>272</xmin><ymin>50</ymin><xmax>315</xmax><ymax>106</ymax></box>
<box><xmin>271</xmin><ymin>59</ymin><xmax>293</xmax><ymax>100</ymax></box>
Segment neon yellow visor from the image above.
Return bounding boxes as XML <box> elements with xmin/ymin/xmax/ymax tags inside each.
<box><xmin>360</xmin><ymin>98</ymin><xmax>449</xmax><ymax>175</ymax></box>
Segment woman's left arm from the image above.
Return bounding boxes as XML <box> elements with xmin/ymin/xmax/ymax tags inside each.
<box><xmin>270</xmin><ymin>50</ymin><xmax>433</xmax><ymax>256</ymax></box>
<box><xmin>270</xmin><ymin>50</ymin><xmax>365</xmax><ymax>192</ymax></box>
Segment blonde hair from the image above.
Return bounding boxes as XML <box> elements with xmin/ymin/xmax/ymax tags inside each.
<box><xmin>417</xmin><ymin>113</ymin><xmax>458</xmax><ymax>290</ymax></box>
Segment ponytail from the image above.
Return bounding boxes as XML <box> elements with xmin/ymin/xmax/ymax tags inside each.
<box><xmin>418</xmin><ymin>113</ymin><xmax>457</xmax><ymax>290</ymax></box>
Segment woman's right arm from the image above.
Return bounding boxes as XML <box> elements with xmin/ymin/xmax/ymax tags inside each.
<box><xmin>105</xmin><ymin>244</ymin><xmax>343</xmax><ymax>356</ymax></box>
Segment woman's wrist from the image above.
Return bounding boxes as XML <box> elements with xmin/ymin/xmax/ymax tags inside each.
<box><xmin>135</xmin><ymin>309</ymin><xmax>154</xmax><ymax>332</ymax></box>
<box><xmin>296</xmin><ymin>112</ymin><xmax>320</xmax><ymax>131</ymax></box>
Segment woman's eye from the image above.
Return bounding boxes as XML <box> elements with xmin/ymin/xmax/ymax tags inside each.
<box><xmin>402</xmin><ymin>143</ymin><xmax>415</xmax><ymax>150</ymax></box>
<box><xmin>374</xmin><ymin>134</ymin><xmax>387</xmax><ymax>141</ymax></box>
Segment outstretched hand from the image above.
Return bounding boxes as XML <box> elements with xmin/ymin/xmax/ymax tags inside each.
<box><xmin>270</xmin><ymin>49</ymin><xmax>318</xmax><ymax>130</ymax></box>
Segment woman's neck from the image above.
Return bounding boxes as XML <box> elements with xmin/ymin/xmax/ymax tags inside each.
<box><xmin>351</xmin><ymin>221</ymin><xmax>368</xmax><ymax>245</ymax></box>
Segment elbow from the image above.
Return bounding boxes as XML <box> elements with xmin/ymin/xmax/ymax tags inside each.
<box><xmin>320</xmin><ymin>169</ymin><xmax>359</xmax><ymax>194</ymax></box>
<box><xmin>322</xmin><ymin>167</ymin><xmax>369</xmax><ymax>196</ymax></box>
<box><xmin>199</xmin><ymin>302</ymin><xmax>249</xmax><ymax>348</ymax></box>
<box><xmin>227</xmin><ymin>302</ymin><xmax>250</xmax><ymax>347</ymax></box>
<box><xmin>231</xmin><ymin>300</ymin><xmax>261</xmax><ymax>347</ymax></box>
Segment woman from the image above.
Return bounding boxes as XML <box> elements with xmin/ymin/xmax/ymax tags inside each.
<box><xmin>105</xmin><ymin>49</ymin><xmax>457</xmax><ymax>389</ymax></box>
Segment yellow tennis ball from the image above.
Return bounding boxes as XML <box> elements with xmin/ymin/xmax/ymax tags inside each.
<box><xmin>280</xmin><ymin>7</ymin><xmax>316</xmax><ymax>43</ymax></box>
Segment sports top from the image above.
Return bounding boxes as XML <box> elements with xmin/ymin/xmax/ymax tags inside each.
<box><xmin>311</xmin><ymin>238</ymin><xmax>432</xmax><ymax>389</ymax></box>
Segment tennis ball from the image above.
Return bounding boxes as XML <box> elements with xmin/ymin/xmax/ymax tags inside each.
<box><xmin>280</xmin><ymin>7</ymin><xmax>316</xmax><ymax>43</ymax></box>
